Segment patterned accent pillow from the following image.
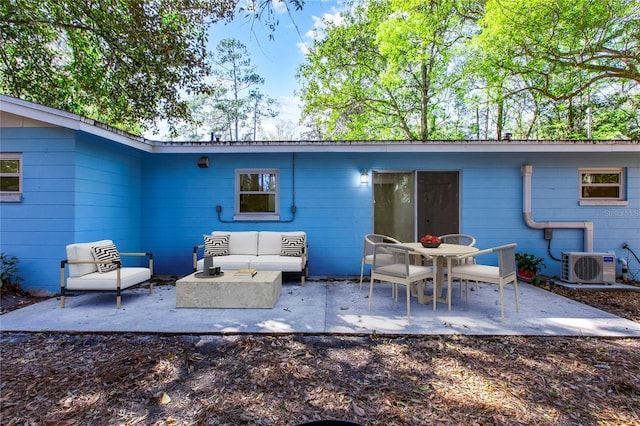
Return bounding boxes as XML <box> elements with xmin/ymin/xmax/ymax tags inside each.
<box><xmin>91</xmin><ymin>244</ymin><xmax>121</xmax><ymax>273</ymax></box>
<box><xmin>280</xmin><ymin>235</ymin><xmax>305</xmax><ymax>257</ymax></box>
<box><xmin>204</xmin><ymin>234</ymin><xmax>230</xmax><ymax>256</ymax></box>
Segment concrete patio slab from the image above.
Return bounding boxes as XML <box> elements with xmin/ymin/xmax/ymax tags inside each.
<box><xmin>1</xmin><ymin>279</ymin><xmax>639</xmax><ymax>337</ymax></box>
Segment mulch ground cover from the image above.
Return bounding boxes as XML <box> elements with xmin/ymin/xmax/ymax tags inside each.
<box><xmin>1</xmin><ymin>281</ymin><xmax>639</xmax><ymax>425</ymax></box>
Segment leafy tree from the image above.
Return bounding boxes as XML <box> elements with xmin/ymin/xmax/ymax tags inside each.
<box><xmin>209</xmin><ymin>38</ymin><xmax>277</xmax><ymax>141</ymax></box>
<box><xmin>298</xmin><ymin>0</ymin><xmax>638</xmax><ymax>140</ymax></box>
<box><xmin>475</xmin><ymin>0</ymin><xmax>639</xmax><ymax>102</ymax></box>
<box><xmin>246</xmin><ymin>89</ymin><xmax>278</xmax><ymax>141</ymax></box>
<box><xmin>0</xmin><ymin>0</ymin><xmax>302</xmax><ymax>134</ymax></box>
<box><xmin>297</xmin><ymin>0</ymin><xmax>481</xmax><ymax>140</ymax></box>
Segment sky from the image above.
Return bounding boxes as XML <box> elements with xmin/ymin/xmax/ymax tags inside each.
<box><xmin>149</xmin><ymin>0</ymin><xmax>344</xmax><ymax>140</ymax></box>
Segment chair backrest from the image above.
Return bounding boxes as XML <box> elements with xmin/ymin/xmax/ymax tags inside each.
<box><xmin>439</xmin><ymin>233</ymin><xmax>476</xmax><ymax>246</ymax></box>
<box><xmin>66</xmin><ymin>240</ymin><xmax>114</xmax><ymax>277</ymax></box>
<box><xmin>496</xmin><ymin>243</ymin><xmax>517</xmax><ymax>278</ymax></box>
<box><xmin>372</xmin><ymin>243</ymin><xmax>411</xmax><ymax>278</ymax></box>
<box><xmin>363</xmin><ymin>233</ymin><xmax>401</xmax><ymax>256</ymax></box>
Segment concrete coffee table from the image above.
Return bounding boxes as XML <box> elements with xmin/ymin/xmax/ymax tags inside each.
<box><xmin>176</xmin><ymin>270</ymin><xmax>282</xmax><ymax>308</ymax></box>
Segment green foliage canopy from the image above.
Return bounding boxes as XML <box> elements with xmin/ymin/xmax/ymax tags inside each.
<box><xmin>0</xmin><ymin>0</ymin><xmax>302</xmax><ymax>134</ymax></box>
<box><xmin>476</xmin><ymin>0</ymin><xmax>640</xmax><ymax>101</ymax></box>
<box><xmin>297</xmin><ymin>0</ymin><xmax>639</xmax><ymax>140</ymax></box>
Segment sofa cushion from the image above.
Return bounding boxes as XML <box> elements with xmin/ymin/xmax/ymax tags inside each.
<box><xmin>281</xmin><ymin>234</ymin><xmax>305</xmax><ymax>257</ymax></box>
<box><xmin>258</xmin><ymin>231</ymin><xmax>306</xmax><ymax>255</ymax></box>
<box><xmin>66</xmin><ymin>240</ymin><xmax>114</xmax><ymax>277</ymax></box>
<box><xmin>66</xmin><ymin>267</ymin><xmax>151</xmax><ymax>291</ymax></box>
<box><xmin>250</xmin><ymin>255</ymin><xmax>304</xmax><ymax>272</ymax></box>
<box><xmin>257</xmin><ymin>231</ymin><xmax>282</xmax><ymax>255</ymax></box>
<box><xmin>91</xmin><ymin>243</ymin><xmax>121</xmax><ymax>273</ymax></box>
<box><xmin>215</xmin><ymin>231</ymin><xmax>258</xmax><ymax>255</ymax></box>
<box><xmin>204</xmin><ymin>234</ymin><xmax>230</xmax><ymax>256</ymax></box>
<box><xmin>196</xmin><ymin>255</ymin><xmax>255</xmax><ymax>271</ymax></box>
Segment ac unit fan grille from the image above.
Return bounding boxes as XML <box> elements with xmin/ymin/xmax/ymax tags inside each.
<box><xmin>573</xmin><ymin>256</ymin><xmax>601</xmax><ymax>281</ymax></box>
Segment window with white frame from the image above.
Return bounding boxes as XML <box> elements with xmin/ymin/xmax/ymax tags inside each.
<box><xmin>579</xmin><ymin>168</ymin><xmax>626</xmax><ymax>205</ymax></box>
<box><xmin>235</xmin><ymin>169</ymin><xmax>279</xmax><ymax>219</ymax></box>
<box><xmin>0</xmin><ymin>153</ymin><xmax>22</xmax><ymax>202</ymax></box>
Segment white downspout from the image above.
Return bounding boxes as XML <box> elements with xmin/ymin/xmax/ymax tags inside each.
<box><xmin>521</xmin><ymin>164</ymin><xmax>594</xmax><ymax>252</ymax></box>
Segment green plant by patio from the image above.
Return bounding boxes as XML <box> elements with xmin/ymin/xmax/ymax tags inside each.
<box><xmin>515</xmin><ymin>252</ymin><xmax>545</xmax><ymax>283</ymax></box>
<box><xmin>0</xmin><ymin>253</ymin><xmax>22</xmax><ymax>290</ymax></box>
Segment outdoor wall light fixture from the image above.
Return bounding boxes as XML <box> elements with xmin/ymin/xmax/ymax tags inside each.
<box><xmin>360</xmin><ymin>169</ymin><xmax>369</xmax><ymax>185</ymax></box>
<box><xmin>198</xmin><ymin>156</ymin><xmax>210</xmax><ymax>168</ymax></box>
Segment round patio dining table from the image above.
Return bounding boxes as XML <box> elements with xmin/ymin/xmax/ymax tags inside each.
<box><xmin>403</xmin><ymin>242</ymin><xmax>479</xmax><ymax>311</ymax></box>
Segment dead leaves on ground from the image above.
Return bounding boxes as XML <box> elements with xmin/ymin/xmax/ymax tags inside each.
<box><xmin>1</xmin><ymin>333</ymin><xmax>639</xmax><ymax>425</ymax></box>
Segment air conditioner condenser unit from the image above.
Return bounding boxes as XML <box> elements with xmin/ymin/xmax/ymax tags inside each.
<box><xmin>561</xmin><ymin>252</ymin><xmax>616</xmax><ymax>284</ymax></box>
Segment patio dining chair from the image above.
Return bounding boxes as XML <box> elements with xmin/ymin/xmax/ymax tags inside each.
<box><xmin>359</xmin><ymin>233</ymin><xmax>402</xmax><ymax>289</ymax></box>
<box><xmin>438</xmin><ymin>233</ymin><xmax>476</xmax><ymax>247</ymax></box>
<box><xmin>439</xmin><ymin>233</ymin><xmax>477</xmax><ymax>295</ymax></box>
<box><xmin>448</xmin><ymin>243</ymin><xmax>518</xmax><ymax>321</ymax></box>
<box><xmin>368</xmin><ymin>243</ymin><xmax>434</xmax><ymax>320</ymax></box>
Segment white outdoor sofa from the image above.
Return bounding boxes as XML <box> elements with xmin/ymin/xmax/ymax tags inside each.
<box><xmin>60</xmin><ymin>240</ymin><xmax>154</xmax><ymax>308</ymax></box>
<box><xmin>193</xmin><ymin>231</ymin><xmax>308</xmax><ymax>285</ymax></box>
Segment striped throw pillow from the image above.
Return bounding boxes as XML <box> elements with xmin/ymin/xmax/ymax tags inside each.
<box><xmin>91</xmin><ymin>244</ymin><xmax>121</xmax><ymax>273</ymax></box>
<box><xmin>280</xmin><ymin>235</ymin><xmax>305</xmax><ymax>257</ymax></box>
<box><xmin>204</xmin><ymin>234</ymin><xmax>230</xmax><ymax>256</ymax></box>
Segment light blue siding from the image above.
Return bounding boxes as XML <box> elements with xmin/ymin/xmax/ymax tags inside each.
<box><xmin>0</xmin><ymin>127</ymin><xmax>76</xmax><ymax>291</ymax></box>
<box><xmin>0</xmin><ymin>128</ymin><xmax>144</xmax><ymax>292</ymax></box>
<box><xmin>1</xmin><ymin>125</ymin><xmax>639</xmax><ymax>292</ymax></box>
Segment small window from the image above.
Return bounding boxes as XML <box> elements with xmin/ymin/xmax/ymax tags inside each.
<box><xmin>235</xmin><ymin>169</ymin><xmax>279</xmax><ymax>220</ymax></box>
<box><xmin>0</xmin><ymin>153</ymin><xmax>22</xmax><ymax>202</ymax></box>
<box><xmin>579</xmin><ymin>168</ymin><xmax>626</xmax><ymax>206</ymax></box>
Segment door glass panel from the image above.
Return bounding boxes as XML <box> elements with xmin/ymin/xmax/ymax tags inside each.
<box><xmin>373</xmin><ymin>172</ymin><xmax>414</xmax><ymax>242</ymax></box>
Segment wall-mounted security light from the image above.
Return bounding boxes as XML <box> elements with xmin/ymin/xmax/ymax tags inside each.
<box><xmin>198</xmin><ymin>157</ymin><xmax>210</xmax><ymax>168</ymax></box>
<box><xmin>360</xmin><ymin>169</ymin><xmax>369</xmax><ymax>185</ymax></box>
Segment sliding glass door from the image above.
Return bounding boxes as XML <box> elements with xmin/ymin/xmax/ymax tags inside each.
<box><xmin>373</xmin><ymin>172</ymin><xmax>414</xmax><ymax>242</ymax></box>
<box><xmin>373</xmin><ymin>171</ymin><xmax>459</xmax><ymax>242</ymax></box>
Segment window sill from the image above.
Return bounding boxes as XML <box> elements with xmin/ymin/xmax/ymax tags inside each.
<box><xmin>0</xmin><ymin>194</ymin><xmax>22</xmax><ymax>203</ymax></box>
<box><xmin>579</xmin><ymin>200</ymin><xmax>628</xmax><ymax>207</ymax></box>
<box><xmin>233</xmin><ymin>214</ymin><xmax>281</xmax><ymax>222</ymax></box>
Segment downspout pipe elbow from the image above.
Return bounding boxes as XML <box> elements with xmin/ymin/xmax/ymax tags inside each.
<box><xmin>521</xmin><ymin>164</ymin><xmax>594</xmax><ymax>252</ymax></box>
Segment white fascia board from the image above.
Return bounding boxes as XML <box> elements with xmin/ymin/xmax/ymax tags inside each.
<box><xmin>1</xmin><ymin>95</ymin><xmax>153</xmax><ymax>153</ymax></box>
<box><xmin>149</xmin><ymin>139</ymin><xmax>640</xmax><ymax>154</ymax></box>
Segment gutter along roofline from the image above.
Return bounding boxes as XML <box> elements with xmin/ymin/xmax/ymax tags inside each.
<box><xmin>2</xmin><ymin>95</ymin><xmax>639</xmax><ymax>155</ymax></box>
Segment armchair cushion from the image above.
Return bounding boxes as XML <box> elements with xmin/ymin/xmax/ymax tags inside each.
<box><xmin>66</xmin><ymin>239</ymin><xmax>114</xmax><ymax>277</ymax></box>
<box><xmin>66</xmin><ymin>267</ymin><xmax>151</xmax><ymax>291</ymax></box>
<box><xmin>91</xmin><ymin>243</ymin><xmax>121</xmax><ymax>273</ymax></box>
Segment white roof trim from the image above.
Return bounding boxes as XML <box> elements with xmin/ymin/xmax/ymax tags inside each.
<box><xmin>149</xmin><ymin>139</ymin><xmax>640</xmax><ymax>154</ymax></box>
<box><xmin>2</xmin><ymin>95</ymin><xmax>639</xmax><ymax>154</ymax></box>
<box><xmin>1</xmin><ymin>95</ymin><xmax>153</xmax><ymax>153</ymax></box>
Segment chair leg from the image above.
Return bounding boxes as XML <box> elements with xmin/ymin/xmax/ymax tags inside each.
<box><xmin>405</xmin><ymin>284</ymin><xmax>411</xmax><ymax>320</ymax></box>
<box><xmin>368</xmin><ymin>277</ymin><xmax>375</xmax><ymax>310</ymax></box>
<box><xmin>499</xmin><ymin>284</ymin><xmax>505</xmax><ymax>321</ymax></box>
<box><xmin>433</xmin><ymin>278</ymin><xmax>438</xmax><ymax>311</ymax></box>
<box><xmin>359</xmin><ymin>259</ymin><xmax>365</xmax><ymax>290</ymax></box>
<box><xmin>513</xmin><ymin>278</ymin><xmax>519</xmax><ymax>312</ymax></box>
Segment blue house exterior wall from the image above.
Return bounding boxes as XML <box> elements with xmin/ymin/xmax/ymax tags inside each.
<box><xmin>1</xmin><ymin>127</ymin><xmax>144</xmax><ymax>293</ymax></box>
<box><xmin>0</xmin><ymin>127</ymin><xmax>76</xmax><ymax>292</ymax></box>
<box><xmin>1</xmin><ymin>112</ymin><xmax>638</xmax><ymax>293</ymax></box>
<box><xmin>141</xmin><ymin>151</ymin><xmax>639</xmax><ymax>281</ymax></box>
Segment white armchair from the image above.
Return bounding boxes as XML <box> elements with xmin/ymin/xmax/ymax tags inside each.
<box><xmin>60</xmin><ymin>240</ymin><xmax>153</xmax><ymax>308</ymax></box>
